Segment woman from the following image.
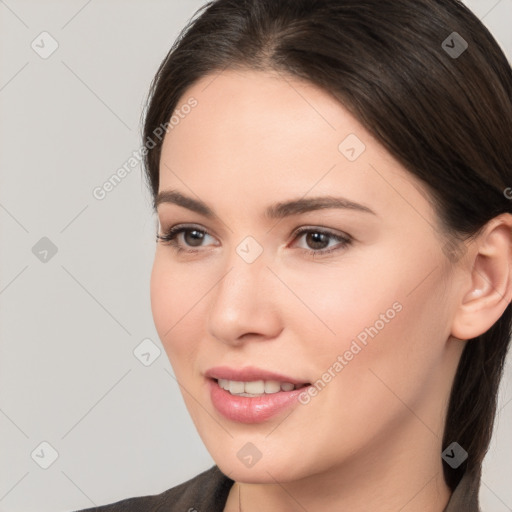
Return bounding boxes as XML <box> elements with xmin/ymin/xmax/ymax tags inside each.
<box><xmin>77</xmin><ymin>0</ymin><xmax>512</xmax><ymax>510</ymax></box>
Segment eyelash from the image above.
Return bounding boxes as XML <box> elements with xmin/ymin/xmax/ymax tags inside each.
<box><xmin>156</xmin><ymin>224</ymin><xmax>353</xmax><ymax>257</ymax></box>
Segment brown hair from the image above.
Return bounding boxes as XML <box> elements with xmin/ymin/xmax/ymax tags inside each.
<box><xmin>142</xmin><ymin>0</ymin><xmax>512</xmax><ymax>490</ymax></box>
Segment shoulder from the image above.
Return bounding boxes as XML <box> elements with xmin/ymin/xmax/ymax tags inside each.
<box><xmin>73</xmin><ymin>465</ymin><xmax>234</xmax><ymax>512</ymax></box>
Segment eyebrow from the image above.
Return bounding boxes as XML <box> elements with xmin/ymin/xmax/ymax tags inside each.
<box><xmin>155</xmin><ymin>190</ymin><xmax>376</xmax><ymax>218</ymax></box>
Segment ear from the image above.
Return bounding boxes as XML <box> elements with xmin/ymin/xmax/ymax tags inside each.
<box><xmin>451</xmin><ymin>213</ymin><xmax>512</xmax><ymax>340</ymax></box>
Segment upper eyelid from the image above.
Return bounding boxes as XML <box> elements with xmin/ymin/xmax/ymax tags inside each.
<box><xmin>160</xmin><ymin>224</ymin><xmax>350</xmax><ymax>245</ymax></box>
<box><xmin>293</xmin><ymin>226</ymin><xmax>350</xmax><ymax>237</ymax></box>
<box><xmin>158</xmin><ymin>222</ymin><xmax>215</xmax><ymax>237</ymax></box>
<box><xmin>159</xmin><ymin>223</ymin><xmax>347</xmax><ymax>235</ymax></box>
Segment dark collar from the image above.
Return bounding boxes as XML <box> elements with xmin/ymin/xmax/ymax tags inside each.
<box><xmin>443</xmin><ymin>470</ymin><xmax>481</xmax><ymax>512</ymax></box>
<box><xmin>74</xmin><ymin>465</ymin><xmax>481</xmax><ymax>511</ymax></box>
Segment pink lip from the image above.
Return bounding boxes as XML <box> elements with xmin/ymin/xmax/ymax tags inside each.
<box><xmin>205</xmin><ymin>366</ymin><xmax>309</xmax><ymax>385</ymax></box>
<box><xmin>205</xmin><ymin>366</ymin><xmax>311</xmax><ymax>424</ymax></box>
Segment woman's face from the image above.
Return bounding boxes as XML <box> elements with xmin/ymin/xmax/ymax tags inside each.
<box><xmin>150</xmin><ymin>69</ymin><xmax>465</xmax><ymax>483</ymax></box>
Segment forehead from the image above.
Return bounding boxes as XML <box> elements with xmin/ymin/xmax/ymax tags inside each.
<box><xmin>158</xmin><ymin>69</ymin><xmax>433</xmax><ymax>224</ymax></box>
<box><xmin>163</xmin><ymin>68</ymin><xmax>364</xmax><ymax>158</ymax></box>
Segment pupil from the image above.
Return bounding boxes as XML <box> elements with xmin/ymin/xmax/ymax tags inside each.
<box><xmin>307</xmin><ymin>232</ymin><xmax>328</xmax><ymax>250</ymax></box>
<box><xmin>185</xmin><ymin>230</ymin><xmax>204</xmax><ymax>247</ymax></box>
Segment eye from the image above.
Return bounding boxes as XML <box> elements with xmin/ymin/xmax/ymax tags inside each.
<box><xmin>291</xmin><ymin>227</ymin><xmax>352</xmax><ymax>256</ymax></box>
<box><xmin>156</xmin><ymin>224</ymin><xmax>352</xmax><ymax>257</ymax></box>
<box><xmin>156</xmin><ymin>225</ymin><xmax>218</xmax><ymax>253</ymax></box>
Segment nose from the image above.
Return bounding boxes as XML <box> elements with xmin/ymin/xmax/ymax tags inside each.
<box><xmin>207</xmin><ymin>247</ymin><xmax>283</xmax><ymax>346</ymax></box>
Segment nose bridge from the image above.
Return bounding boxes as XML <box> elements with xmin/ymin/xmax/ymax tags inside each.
<box><xmin>207</xmin><ymin>236</ymin><xmax>280</xmax><ymax>343</ymax></box>
<box><xmin>215</xmin><ymin>237</ymin><xmax>269</xmax><ymax>311</ymax></box>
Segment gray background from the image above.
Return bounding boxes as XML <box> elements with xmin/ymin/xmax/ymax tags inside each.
<box><xmin>0</xmin><ymin>1</ymin><xmax>511</xmax><ymax>511</ymax></box>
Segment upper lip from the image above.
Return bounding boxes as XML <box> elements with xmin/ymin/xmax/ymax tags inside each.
<box><xmin>205</xmin><ymin>366</ymin><xmax>310</xmax><ymax>385</ymax></box>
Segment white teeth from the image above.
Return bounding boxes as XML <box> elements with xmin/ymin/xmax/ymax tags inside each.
<box><xmin>264</xmin><ymin>380</ymin><xmax>281</xmax><ymax>394</ymax></box>
<box><xmin>229</xmin><ymin>381</ymin><xmax>245</xmax><ymax>394</ymax></box>
<box><xmin>218</xmin><ymin>379</ymin><xmax>229</xmax><ymax>390</ymax></box>
<box><xmin>244</xmin><ymin>380</ymin><xmax>265</xmax><ymax>394</ymax></box>
<box><xmin>217</xmin><ymin>379</ymin><xmax>300</xmax><ymax>396</ymax></box>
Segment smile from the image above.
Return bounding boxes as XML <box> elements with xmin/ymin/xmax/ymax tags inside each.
<box><xmin>204</xmin><ymin>366</ymin><xmax>312</xmax><ymax>423</ymax></box>
<box><xmin>216</xmin><ymin>379</ymin><xmax>307</xmax><ymax>396</ymax></box>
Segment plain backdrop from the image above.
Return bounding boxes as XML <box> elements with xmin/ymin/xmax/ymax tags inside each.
<box><xmin>1</xmin><ymin>1</ymin><xmax>511</xmax><ymax>511</ymax></box>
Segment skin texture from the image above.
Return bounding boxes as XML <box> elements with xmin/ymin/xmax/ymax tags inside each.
<box><xmin>150</xmin><ymin>69</ymin><xmax>512</xmax><ymax>512</ymax></box>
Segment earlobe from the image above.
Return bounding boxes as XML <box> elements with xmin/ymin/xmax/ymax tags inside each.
<box><xmin>451</xmin><ymin>214</ymin><xmax>512</xmax><ymax>341</ymax></box>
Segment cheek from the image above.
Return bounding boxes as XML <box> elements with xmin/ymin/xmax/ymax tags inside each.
<box><xmin>318</xmin><ymin>266</ymin><xmax>451</xmax><ymax>415</ymax></box>
<box><xmin>150</xmin><ymin>255</ymin><xmax>202</xmax><ymax>364</ymax></box>
<box><xmin>279</xmin><ymin>257</ymin><xmax>405</xmax><ymax>356</ymax></box>
<box><xmin>285</xmin><ymin>246</ymin><xmax>451</xmax><ymax>384</ymax></box>
<box><xmin>283</xmin><ymin>267</ymin><xmax>451</xmax><ymax>469</ymax></box>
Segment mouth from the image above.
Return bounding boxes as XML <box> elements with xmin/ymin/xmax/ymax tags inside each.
<box><xmin>204</xmin><ymin>367</ymin><xmax>312</xmax><ymax>423</ymax></box>
<box><xmin>213</xmin><ymin>378</ymin><xmax>310</xmax><ymax>397</ymax></box>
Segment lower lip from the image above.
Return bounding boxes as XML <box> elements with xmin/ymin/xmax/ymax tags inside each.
<box><xmin>208</xmin><ymin>379</ymin><xmax>310</xmax><ymax>424</ymax></box>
